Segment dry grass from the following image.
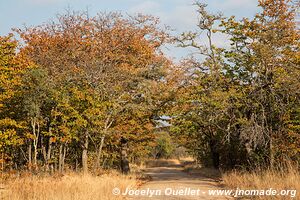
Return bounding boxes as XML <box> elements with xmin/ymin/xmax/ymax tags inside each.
<box><xmin>1</xmin><ymin>171</ymin><xmax>137</xmax><ymax>200</ymax></box>
<box><xmin>222</xmin><ymin>166</ymin><xmax>300</xmax><ymax>199</ymax></box>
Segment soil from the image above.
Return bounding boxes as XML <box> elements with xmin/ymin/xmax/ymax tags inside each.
<box><xmin>127</xmin><ymin>161</ymin><xmax>233</xmax><ymax>200</ymax></box>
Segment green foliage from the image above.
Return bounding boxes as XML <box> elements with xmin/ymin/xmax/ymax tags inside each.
<box><xmin>0</xmin><ymin>11</ymin><xmax>170</xmax><ymax>172</ymax></box>
<box><xmin>0</xmin><ymin>35</ymin><xmax>30</xmax><ymax>161</ymax></box>
<box><xmin>171</xmin><ymin>0</ymin><xmax>300</xmax><ymax>169</ymax></box>
<box><xmin>152</xmin><ymin>131</ymin><xmax>175</xmax><ymax>159</ymax></box>
<box><xmin>0</xmin><ymin>1</ymin><xmax>298</xmax><ymax>172</ymax></box>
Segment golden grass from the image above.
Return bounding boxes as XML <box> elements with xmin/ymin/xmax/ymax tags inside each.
<box><xmin>222</xmin><ymin>166</ymin><xmax>300</xmax><ymax>199</ymax></box>
<box><xmin>1</xmin><ymin>172</ymin><xmax>137</xmax><ymax>200</ymax></box>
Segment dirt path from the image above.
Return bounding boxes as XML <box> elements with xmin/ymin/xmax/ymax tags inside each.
<box><xmin>127</xmin><ymin>162</ymin><xmax>233</xmax><ymax>200</ymax></box>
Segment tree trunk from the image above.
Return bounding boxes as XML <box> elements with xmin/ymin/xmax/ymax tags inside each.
<box><xmin>269</xmin><ymin>129</ymin><xmax>274</xmax><ymax>169</ymax></box>
<box><xmin>46</xmin><ymin>139</ymin><xmax>52</xmax><ymax>171</ymax></box>
<box><xmin>31</xmin><ymin>118</ymin><xmax>40</xmax><ymax>171</ymax></box>
<box><xmin>95</xmin><ymin>135</ymin><xmax>105</xmax><ymax>170</ymax></box>
<box><xmin>95</xmin><ymin>117</ymin><xmax>113</xmax><ymax>170</ymax></box>
<box><xmin>44</xmin><ymin>126</ymin><xmax>53</xmax><ymax>172</ymax></box>
<box><xmin>58</xmin><ymin>143</ymin><xmax>63</xmax><ymax>173</ymax></box>
<box><xmin>82</xmin><ymin>131</ymin><xmax>89</xmax><ymax>174</ymax></box>
<box><xmin>62</xmin><ymin>145</ymin><xmax>66</xmax><ymax>172</ymax></box>
<box><xmin>28</xmin><ymin>142</ymin><xmax>32</xmax><ymax>170</ymax></box>
<box><xmin>209</xmin><ymin>139</ymin><xmax>220</xmax><ymax>169</ymax></box>
<box><xmin>41</xmin><ymin>139</ymin><xmax>47</xmax><ymax>171</ymax></box>
<box><xmin>120</xmin><ymin>137</ymin><xmax>130</xmax><ymax>174</ymax></box>
<box><xmin>41</xmin><ymin>136</ymin><xmax>51</xmax><ymax>172</ymax></box>
<box><xmin>1</xmin><ymin>153</ymin><xmax>4</xmax><ymax>175</ymax></box>
<box><xmin>75</xmin><ymin>159</ymin><xmax>78</xmax><ymax>172</ymax></box>
<box><xmin>58</xmin><ymin>144</ymin><xmax>66</xmax><ymax>173</ymax></box>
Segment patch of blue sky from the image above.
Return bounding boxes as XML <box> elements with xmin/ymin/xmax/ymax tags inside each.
<box><xmin>0</xmin><ymin>0</ymin><xmax>259</xmax><ymax>60</ymax></box>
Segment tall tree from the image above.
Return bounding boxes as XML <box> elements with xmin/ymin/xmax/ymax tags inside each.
<box><xmin>172</xmin><ymin>0</ymin><xmax>300</xmax><ymax>169</ymax></box>
<box><xmin>0</xmin><ymin>35</ymin><xmax>31</xmax><ymax>169</ymax></box>
<box><xmin>221</xmin><ymin>0</ymin><xmax>300</xmax><ymax>167</ymax></box>
<box><xmin>16</xmin><ymin>11</ymin><xmax>170</xmax><ymax>172</ymax></box>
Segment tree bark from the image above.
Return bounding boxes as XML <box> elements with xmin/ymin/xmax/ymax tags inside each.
<box><xmin>62</xmin><ymin>144</ymin><xmax>66</xmax><ymax>172</ymax></box>
<box><xmin>95</xmin><ymin>135</ymin><xmax>105</xmax><ymax>170</ymax></box>
<box><xmin>44</xmin><ymin>126</ymin><xmax>53</xmax><ymax>172</ymax></box>
<box><xmin>269</xmin><ymin>129</ymin><xmax>274</xmax><ymax>169</ymax></box>
<box><xmin>209</xmin><ymin>139</ymin><xmax>220</xmax><ymax>169</ymax></box>
<box><xmin>75</xmin><ymin>159</ymin><xmax>78</xmax><ymax>172</ymax></box>
<box><xmin>31</xmin><ymin>117</ymin><xmax>40</xmax><ymax>170</ymax></box>
<box><xmin>41</xmin><ymin>138</ymin><xmax>47</xmax><ymax>171</ymax></box>
<box><xmin>120</xmin><ymin>137</ymin><xmax>130</xmax><ymax>174</ymax></box>
<box><xmin>46</xmin><ymin>139</ymin><xmax>52</xmax><ymax>171</ymax></box>
<box><xmin>82</xmin><ymin>131</ymin><xmax>89</xmax><ymax>174</ymax></box>
<box><xmin>58</xmin><ymin>143</ymin><xmax>63</xmax><ymax>173</ymax></box>
<box><xmin>1</xmin><ymin>153</ymin><xmax>4</xmax><ymax>175</ymax></box>
<box><xmin>58</xmin><ymin>143</ymin><xmax>67</xmax><ymax>173</ymax></box>
<box><xmin>95</xmin><ymin>117</ymin><xmax>113</xmax><ymax>170</ymax></box>
<box><xmin>28</xmin><ymin>142</ymin><xmax>32</xmax><ymax>170</ymax></box>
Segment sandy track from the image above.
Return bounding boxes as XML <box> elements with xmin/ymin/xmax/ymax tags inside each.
<box><xmin>126</xmin><ymin>164</ymin><xmax>233</xmax><ymax>200</ymax></box>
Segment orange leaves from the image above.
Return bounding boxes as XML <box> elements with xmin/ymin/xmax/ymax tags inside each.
<box><xmin>144</xmin><ymin>122</ymin><xmax>154</xmax><ymax>131</ymax></box>
<box><xmin>17</xmin><ymin>11</ymin><xmax>168</xmax><ymax>75</ymax></box>
<box><xmin>0</xmin><ymin>11</ymin><xmax>172</xmax><ymax>168</ymax></box>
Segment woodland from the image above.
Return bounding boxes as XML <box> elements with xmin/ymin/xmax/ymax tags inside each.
<box><xmin>0</xmin><ymin>0</ymin><xmax>299</xmax><ymax>174</ymax></box>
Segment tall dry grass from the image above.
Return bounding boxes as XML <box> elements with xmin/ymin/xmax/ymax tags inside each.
<box><xmin>1</xmin><ymin>172</ymin><xmax>137</xmax><ymax>200</ymax></box>
<box><xmin>222</xmin><ymin>165</ymin><xmax>300</xmax><ymax>199</ymax></box>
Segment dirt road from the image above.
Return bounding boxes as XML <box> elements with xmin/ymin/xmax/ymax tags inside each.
<box><xmin>127</xmin><ymin>161</ymin><xmax>233</xmax><ymax>200</ymax></box>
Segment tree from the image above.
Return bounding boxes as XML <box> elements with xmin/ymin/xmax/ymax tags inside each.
<box><xmin>172</xmin><ymin>0</ymin><xmax>300</xmax><ymax>169</ymax></box>
<box><xmin>172</xmin><ymin>2</ymin><xmax>232</xmax><ymax>169</ymax></box>
<box><xmin>0</xmin><ymin>34</ymin><xmax>31</xmax><ymax>169</ymax></box>
<box><xmin>221</xmin><ymin>0</ymin><xmax>300</xmax><ymax>167</ymax></box>
<box><xmin>15</xmin><ymin>11</ymin><xmax>170</xmax><ymax>172</ymax></box>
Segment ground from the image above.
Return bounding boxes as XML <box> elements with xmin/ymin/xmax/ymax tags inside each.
<box><xmin>127</xmin><ymin>160</ymin><xmax>233</xmax><ymax>200</ymax></box>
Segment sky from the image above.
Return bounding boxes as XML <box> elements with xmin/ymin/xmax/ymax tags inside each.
<box><xmin>0</xmin><ymin>0</ymin><xmax>260</xmax><ymax>60</ymax></box>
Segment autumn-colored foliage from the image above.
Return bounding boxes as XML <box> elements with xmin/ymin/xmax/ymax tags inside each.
<box><xmin>0</xmin><ymin>0</ymin><xmax>299</xmax><ymax>173</ymax></box>
<box><xmin>171</xmin><ymin>0</ymin><xmax>300</xmax><ymax>169</ymax></box>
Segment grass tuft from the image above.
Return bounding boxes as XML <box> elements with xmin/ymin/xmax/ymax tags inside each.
<box><xmin>1</xmin><ymin>172</ymin><xmax>136</xmax><ymax>200</ymax></box>
<box><xmin>222</xmin><ymin>165</ymin><xmax>299</xmax><ymax>199</ymax></box>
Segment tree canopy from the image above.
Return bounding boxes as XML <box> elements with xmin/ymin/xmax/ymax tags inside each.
<box><xmin>0</xmin><ymin>0</ymin><xmax>299</xmax><ymax>172</ymax></box>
